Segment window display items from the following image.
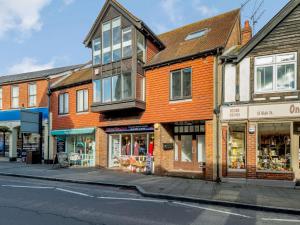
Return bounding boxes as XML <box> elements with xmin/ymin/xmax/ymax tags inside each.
<box><xmin>228</xmin><ymin>125</ymin><xmax>246</xmax><ymax>170</ymax></box>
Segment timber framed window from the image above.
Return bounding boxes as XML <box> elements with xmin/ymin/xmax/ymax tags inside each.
<box><xmin>170</xmin><ymin>68</ymin><xmax>192</xmax><ymax>101</ymax></box>
<box><xmin>58</xmin><ymin>93</ymin><xmax>69</xmax><ymax>115</ymax></box>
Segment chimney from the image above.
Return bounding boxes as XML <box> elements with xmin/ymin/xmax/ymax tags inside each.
<box><xmin>241</xmin><ymin>20</ymin><xmax>252</xmax><ymax>46</ymax></box>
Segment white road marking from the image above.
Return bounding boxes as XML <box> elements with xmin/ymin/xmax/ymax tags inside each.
<box><xmin>97</xmin><ymin>196</ymin><xmax>167</xmax><ymax>203</ymax></box>
<box><xmin>55</xmin><ymin>188</ymin><xmax>94</xmax><ymax>197</ymax></box>
<box><xmin>1</xmin><ymin>185</ymin><xmax>54</xmax><ymax>189</ymax></box>
<box><xmin>173</xmin><ymin>202</ymin><xmax>252</xmax><ymax>218</ymax></box>
<box><xmin>261</xmin><ymin>218</ymin><xmax>300</xmax><ymax>223</ymax></box>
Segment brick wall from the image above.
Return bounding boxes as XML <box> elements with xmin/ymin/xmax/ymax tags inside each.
<box><xmin>205</xmin><ymin>120</ymin><xmax>214</xmax><ymax>180</ymax></box>
<box><xmin>146</xmin><ymin>40</ymin><xmax>160</xmax><ymax>63</ymax></box>
<box><xmin>142</xmin><ymin>56</ymin><xmax>214</xmax><ymax>124</ymax></box>
<box><xmin>246</xmin><ymin>123</ymin><xmax>256</xmax><ymax>178</ymax></box>
<box><xmin>51</xmin><ymin>83</ymin><xmax>100</xmax><ymax>130</ymax></box>
<box><xmin>1</xmin><ymin>79</ymin><xmax>48</xmax><ymax>110</ymax></box>
<box><xmin>96</xmin><ymin>127</ymin><xmax>108</xmax><ymax>168</ymax></box>
<box><xmin>221</xmin><ymin>125</ymin><xmax>228</xmax><ymax>177</ymax></box>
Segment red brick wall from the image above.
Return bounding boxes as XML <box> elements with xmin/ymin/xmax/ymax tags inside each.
<box><xmin>51</xmin><ymin>83</ymin><xmax>100</xmax><ymax>130</ymax></box>
<box><xmin>246</xmin><ymin>123</ymin><xmax>256</xmax><ymax>178</ymax></box>
<box><xmin>1</xmin><ymin>79</ymin><xmax>48</xmax><ymax>110</ymax></box>
<box><xmin>221</xmin><ymin>126</ymin><xmax>228</xmax><ymax>177</ymax></box>
<box><xmin>205</xmin><ymin>120</ymin><xmax>214</xmax><ymax>180</ymax></box>
<box><xmin>146</xmin><ymin>40</ymin><xmax>159</xmax><ymax>63</ymax></box>
<box><xmin>142</xmin><ymin>56</ymin><xmax>215</xmax><ymax>124</ymax></box>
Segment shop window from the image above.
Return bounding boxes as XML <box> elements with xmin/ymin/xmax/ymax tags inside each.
<box><xmin>137</xmin><ymin>30</ymin><xmax>146</xmax><ymax>63</ymax></box>
<box><xmin>170</xmin><ymin>68</ymin><xmax>192</xmax><ymax>101</ymax></box>
<box><xmin>122</xmin><ymin>27</ymin><xmax>132</xmax><ymax>58</ymax></box>
<box><xmin>197</xmin><ymin>135</ymin><xmax>206</xmax><ymax>163</ymax></box>
<box><xmin>28</xmin><ymin>83</ymin><xmax>37</xmax><ymax>107</ymax></box>
<box><xmin>0</xmin><ymin>87</ymin><xmax>2</xmax><ymax>109</ymax></box>
<box><xmin>228</xmin><ymin>125</ymin><xmax>246</xmax><ymax>170</ymax></box>
<box><xmin>121</xmin><ymin>134</ymin><xmax>131</xmax><ymax>155</ymax></box>
<box><xmin>255</xmin><ymin>52</ymin><xmax>297</xmax><ymax>93</ymax></box>
<box><xmin>58</xmin><ymin>93</ymin><xmax>69</xmax><ymax>115</ymax></box>
<box><xmin>132</xmin><ymin>134</ymin><xmax>148</xmax><ymax>156</ymax></box>
<box><xmin>92</xmin><ymin>38</ymin><xmax>101</xmax><ymax>65</ymax></box>
<box><xmin>181</xmin><ymin>135</ymin><xmax>193</xmax><ymax>162</ymax></box>
<box><xmin>76</xmin><ymin>89</ymin><xmax>88</xmax><ymax>113</ymax></box>
<box><xmin>11</xmin><ymin>85</ymin><xmax>19</xmax><ymax>109</ymax></box>
<box><xmin>174</xmin><ymin>136</ymin><xmax>179</xmax><ymax>161</ymax></box>
<box><xmin>257</xmin><ymin>123</ymin><xmax>291</xmax><ymax>171</ymax></box>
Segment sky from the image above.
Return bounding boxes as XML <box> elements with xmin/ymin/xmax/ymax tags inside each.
<box><xmin>0</xmin><ymin>0</ymin><xmax>290</xmax><ymax>76</ymax></box>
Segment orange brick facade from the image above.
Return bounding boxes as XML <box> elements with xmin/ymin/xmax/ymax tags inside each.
<box><xmin>1</xmin><ymin>79</ymin><xmax>48</xmax><ymax>110</ymax></box>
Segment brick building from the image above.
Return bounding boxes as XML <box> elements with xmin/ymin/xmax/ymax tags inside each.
<box><xmin>49</xmin><ymin>0</ymin><xmax>242</xmax><ymax>180</ymax></box>
<box><xmin>0</xmin><ymin>65</ymin><xmax>81</xmax><ymax>162</ymax></box>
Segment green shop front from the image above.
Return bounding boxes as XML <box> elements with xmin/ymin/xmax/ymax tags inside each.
<box><xmin>51</xmin><ymin>128</ymin><xmax>96</xmax><ymax>167</ymax></box>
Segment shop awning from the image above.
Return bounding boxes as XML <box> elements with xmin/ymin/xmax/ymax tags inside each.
<box><xmin>51</xmin><ymin>128</ymin><xmax>95</xmax><ymax>136</ymax></box>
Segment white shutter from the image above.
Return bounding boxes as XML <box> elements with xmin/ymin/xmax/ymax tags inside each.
<box><xmin>224</xmin><ymin>64</ymin><xmax>236</xmax><ymax>103</ymax></box>
<box><xmin>239</xmin><ymin>58</ymin><xmax>250</xmax><ymax>101</ymax></box>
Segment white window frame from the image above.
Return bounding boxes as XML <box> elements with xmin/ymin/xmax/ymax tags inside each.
<box><xmin>254</xmin><ymin>52</ymin><xmax>297</xmax><ymax>94</ymax></box>
<box><xmin>58</xmin><ymin>93</ymin><xmax>69</xmax><ymax>115</ymax></box>
<box><xmin>76</xmin><ymin>89</ymin><xmax>89</xmax><ymax>113</ymax></box>
<box><xmin>122</xmin><ymin>27</ymin><xmax>132</xmax><ymax>58</ymax></box>
<box><xmin>28</xmin><ymin>83</ymin><xmax>37</xmax><ymax>107</ymax></box>
<box><xmin>0</xmin><ymin>87</ymin><xmax>2</xmax><ymax>109</ymax></box>
<box><xmin>11</xmin><ymin>85</ymin><xmax>19</xmax><ymax>109</ymax></box>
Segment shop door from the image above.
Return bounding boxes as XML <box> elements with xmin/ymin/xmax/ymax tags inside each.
<box><xmin>174</xmin><ymin>134</ymin><xmax>199</xmax><ymax>171</ymax></box>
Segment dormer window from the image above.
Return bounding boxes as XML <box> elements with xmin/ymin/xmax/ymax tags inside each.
<box><xmin>93</xmin><ymin>38</ymin><xmax>101</xmax><ymax>65</ymax></box>
<box><xmin>185</xmin><ymin>28</ymin><xmax>208</xmax><ymax>41</ymax></box>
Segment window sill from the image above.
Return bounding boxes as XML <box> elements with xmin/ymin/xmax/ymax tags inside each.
<box><xmin>169</xmin><ymin>99</ymin><xmax>192</xmax><ymax>104</ymax></box>
<box><xmin>76</xmin><ymin>111</ymin><xmax>89</xmax><ymax>115</ymax></box>
<box><xmin>254</xmin><ymin>90</ymin><xmax>297</xmax><ymax>95</ymax></box>
<box><xmin>58</xmin><ymin>114</ymin><xmax>69</xmax><ymax>117</ymax></box>
<box><xmin>256</xmin><ymin>170</ymin><xmax>293</xmax><ymax>174</ymax></box>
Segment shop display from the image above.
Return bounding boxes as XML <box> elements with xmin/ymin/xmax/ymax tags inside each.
<box><xmin>257</xmin><ymin>123</ymin><xmax>291</xmax><ymax>172</ymax></box>
<box><xmin>228</xmin><ymin>131</ymin><xmax>245</xmax><ymax>170</ymax></box>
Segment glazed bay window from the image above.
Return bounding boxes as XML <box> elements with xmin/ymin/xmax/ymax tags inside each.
<box><xmin>0</xmin><ymin>87</ymin><xmax>2</xmax><ymax>109</ymax></box>
<box><xmin>77</xmin><ymin>89</ymin><xmax>88</xmax><ymax>113</ymax></box>
<box><xmin>255</xmin><ymin>52</ymin><xmax>297</xmax><ymax>93</ymax></box>
<box><xmin>92</xmin><ymin>38</ymin><xmax>101</xmax><ymax>65</ymax></box>
<box><xmin>170</xmin><ymin>68</ymin><xmax>192</xmax><ymax>100</ymax></box>
<box><xmin>11</xmin><ymin>85</ymin><xmax>19</xmax><ymax>108</ymax></box>
<box><xmin>137</xmin><ymin>30</ymin><xmax>146</xmax><ymax>62</ymax></box>
<box><xmin>112</xmin><ymin>17</ymin><xmax>121</xmax><ymax>62</ymax></box>
<box><xmin>257</xmin><ymin>123</ymin><xmax>291</xmax><ymax>172</ymax></box>
<box><xmin>93</xmin><ymin>72</ymin><xmax>134</xmax><ymax>104</ymax></box>
<box><xmin>122</xmin><ymin>27</ymin><xmax>132</xmax><ymax>58</ymax></box>
<box><xmin>102</xmin><ymin>21</ymin><xmax>111</xmax><ymax>64</ymax></box>
<box><xmin>58</xmin><ymin>93</ymin><xmax>69</xmax><ymax>115</ymax></box>
<box><xmin>28</xmin><ymin>83</ymin><xmax>37</xmax><ymax>107</ymax></box>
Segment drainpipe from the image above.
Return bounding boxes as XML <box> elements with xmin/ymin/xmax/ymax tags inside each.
<box><xmin>47</xmin><ymin>78</ymin><xmax>51</xmax><ymax>164</ymax></box>
<box><xmin>214</xmin><ymin>48</ymin><xmax>222</xmax><ymax>183</ymax></box>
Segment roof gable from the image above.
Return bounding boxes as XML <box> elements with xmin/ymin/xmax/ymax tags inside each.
<box><xmin>237</xmin><ymin>0</ymin><xmax>300</xmax><ymax>62</ymax></box>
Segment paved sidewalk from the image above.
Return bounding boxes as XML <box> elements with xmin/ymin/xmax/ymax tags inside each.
<box><xmin>0</xmin><ymin>161</ymin><xmax>299</xmax><ymax>213</ymax></box>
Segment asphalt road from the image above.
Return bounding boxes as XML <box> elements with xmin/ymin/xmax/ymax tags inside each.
<box><xmin>0</xmin><ymin>176</ymin><xmax>299</xmax><ymax>225</ymax></box>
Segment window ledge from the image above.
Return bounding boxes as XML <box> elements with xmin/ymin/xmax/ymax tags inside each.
<box><xmin>58</xmin><ymin>114</ymin><xmax>69</xmax><ymax>117</ymax></box>
<box><xmin>169</xmin><ymin>99</ymin><xmax>192</xmax><ymax>104</ymax></box>
<box><xmin>76</xmin><ymin>111</ymin><xmax>89</xmax><ymax>115</ymax></box>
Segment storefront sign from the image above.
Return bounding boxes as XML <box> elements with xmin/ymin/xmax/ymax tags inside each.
<box><xmin>163</xmin><ymin>143</ymin><xmax>174</xmax><ymax>150</ymax></box>
<box><xmin>146</xmin><ymin>155</ymin><xmax>153</xmax><ymax>175</ymax></box>
<box><xmin>105</xmin><ymin>125</ymin><xmax>154</xmax><ymax>133</ymax></box>
<box><xmin>222</xmin><ymin>103</ymin><xmax>300</xmax><ymax>121</ymax></box>
<box><xmin>56</xmin><ymin>137</ymin><xmax>65</xmax><ymax>153</ymax></box>
<box><xmin>221</xmin><ymin>106</ymin><xmax>248</xmax><ymax>121</ymax></box>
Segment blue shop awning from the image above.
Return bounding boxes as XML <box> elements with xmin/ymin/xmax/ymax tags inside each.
<box><xmin>51</xmin><ymin>128</ymin><xmax>95</xmax><ymax>136</ymax></box>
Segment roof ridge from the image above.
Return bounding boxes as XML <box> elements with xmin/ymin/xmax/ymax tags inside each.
<box><xmin>158</xmin><ymin>8</ymin><xmax>240</xmax><ymax>37</ymax></box>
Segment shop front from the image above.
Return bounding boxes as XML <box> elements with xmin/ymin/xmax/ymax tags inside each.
<box><xmin>221</xmin><ymin>103</ymin><xmax>300</xmax><ymax>181</ymax></box>
<box><xmin>106</xmin><ymin>125</ymin><xmax>154</xmax><ymax>173</ymax></box>
<box><xmin>51</xmin><ymin>128</ymin><xmax>96</xmax><ymax>167</ymax></box>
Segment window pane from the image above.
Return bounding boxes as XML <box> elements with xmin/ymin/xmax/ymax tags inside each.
<box><xmin>137</xmin><ymin>31</ymin><xmax>145</xmax><ymax>62</ymax></box>
<box><xmin>77</xmin><ymin>91</ymin><xmax>83</xmax><ymax>112</ymax></box>
<box><xmin>122</xmin><ymin>28</ymin><xmax>132</xmax><ymax>58</ymax></box>
<box><xmin>84</xmin><ymin>90</ymin><xmax>88</xmax><ymax>111</ymax></box>
<box><xmin>113</xmin><ymin>49</ymin><xmax>121</xmax><ymax>62</ymax></box>
<box><xmin>256</xmin><ymin>66</ymin><xmax>273</xmax><ymax>92</ymax></box>
<box><xmin>181</xmin><ymin>135</ymin><xmax>192</xmax><ymax>162</ymax></box>
<box><xmin>93</xmin><ymin>80</ymin><xmax>101</xmax><ymax>102</ymax></box>
<box><xmin>103</xmin><ymin>52</ymin><xmax>111</xmax><ymax>64</ymax></box>
<box><xmin>112</xmin><ymin>18</ymin><xmax>121</xmax><ymax>62</ymax></box>
<box><xmin>122</xmin><ymin>72</ymin><xmax>132</xmax><ymax>99</ymax></box>
<box><xmin>64</xmin><ymin>94</ymin><xmax>69</xmax><ymax>113</ymax></box>
<box><xmin>102</xmin><ymin>22</ymin><xmax>111</xmax><ymax>64</ymax></box>
<box><xmin>121</xmin><ymin>134</ymin><xmax>131</xmax><ymax>155</ymax></box>
<box><xmin>197</xmin><ymin>135</ymin><xmax>206</xmax><ymax>163</ymax></box>
<box><xmin>228</xmin><ymin>125</ymin><xmax>246</xmax><ymax>170</ymax></box>
<box><xmin>277</xmin><ymin>64</ymin><xmax>295</xmax><ymax>90</ymax></box>
<box><xmin>29</xmin><ymin>96</ymin><xmax>36</xmax><ymax>107</ymax></box>
<box><xmin>12</xmin><ymin>86</ymin><xmax>19</xmax><ymax>97</ymax></box>
<box><xmin>171</xmin><ymin>71</ymin><xmax>181</xmax><ymax>99</ymax></box>
<box><xmin>276</xmin><ymin>54</ymin><xmax>295</xmax><ymax>63</ymax></box>
<box><xmin>102</xmin><ymin>77</ymin><xmax>112</xmax><ymax>103</ymax></box>
<box><xmin>183</xmin><ymin>68</ymin><xmax>191</xmax><ymax>97</ymax></box>
<box><xmin>133</xmin><ymin>134</ymin><xmax>147</xmax><ymax>156</ymax></box>
<box><xmin>112</xmin><ymin>75</ymin><xmax>122</xmax><ymax>101</ymax></box>
<box><xmin>255</xmin><ymin>56</ymin><xmax>273</xmax><ymax>65</ymax></box>
<box><xmin>174</xmin><ymin>136</ymin><xmax>179</xmax><ymax>161</ymax></box>
<box><xmin>59</xmin><ymin>95</ymin><xmax>64</xmax><ymax>114</ymax></box>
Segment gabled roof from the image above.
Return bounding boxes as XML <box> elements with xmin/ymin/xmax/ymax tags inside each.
<box><xmin>236</xmin><ymin>0</ymin><xmax>300</xmax><ymax>62</ymax></box>
<box><xmin>0</xmin><ymin>64</ymin><xmax>83</xmax><ymax>85</ymax></box>
<box><xmin>145</xmin><ymin>9</ymin><xmax>240</xmax><ymax>68</ymax></box>
<box><xmin>51</xmin><ymin>67</ymin><xmax>93</xmax><ymax>91</ymax></box>
<box><xmin>83</xmin><ymin>0</ymin><xmax>164</xmax><ymax>50</ymax></box>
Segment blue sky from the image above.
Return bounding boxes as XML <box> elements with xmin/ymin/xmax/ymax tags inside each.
<box><xmin>0</xmin><ymin>0</ymin><xmax>289</xmax><ymax>76</ymax></box>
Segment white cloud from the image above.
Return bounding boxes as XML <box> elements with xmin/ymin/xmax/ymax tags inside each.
<box><xmin>161</xmin><ymin>0</ymin><xmax>184</xmax><ymax>24</ymax></box>
<box><xmin>8</xmin><ymin>57</ymin><xmax>55</xmax><ymax>74</ymax></box>
<box><xmin>63</xmin><ymin>0</ymin><xmax>74</xmax><ymax>6</ymax></box>
<box><xmin>192</xmin><ymin>0</ymin><xmax>219</xmax><ymax>17</ymax></box>
<box><xmin>0</xmin><ymin>0</ymin><xmax>51</xmax><ymax>38</ymax></box>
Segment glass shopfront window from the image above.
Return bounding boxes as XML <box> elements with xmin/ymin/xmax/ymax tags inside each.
<box><xmin>65</xmin><ymin>134</ymin><xmax>95</xmax><ymax>167</ymax></box>
<box><xmin>257</xmin><ymin>123</ymin><xmax>291</xmax><ymax>172</ymax></box>
<box><xmin>228</xmin><ymin>124</ymin><xmax>246</xmax><ymax>170</ymax></box>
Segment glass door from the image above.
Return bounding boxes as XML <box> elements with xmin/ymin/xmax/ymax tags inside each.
<box><xmin>109</xmin><ymin>135</ymin><xmax>121</xmax><ymax>168</ymax></box>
